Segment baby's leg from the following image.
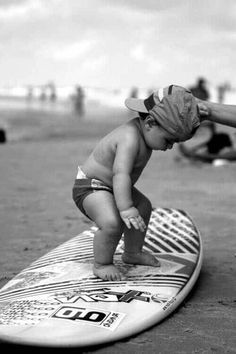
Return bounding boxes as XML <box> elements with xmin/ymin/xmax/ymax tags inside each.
<box><xmin>83</xmin><ymin>190</ymin><xmax>124</xmax><ymax>281</ymax></box>
<box><xmin>122</xmin><ymin>188</ymin><xmax>160</xmax><ymax>267</ymax></box>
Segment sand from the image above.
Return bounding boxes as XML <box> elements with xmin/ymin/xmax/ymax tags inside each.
<box><xmin>0</xmin><ymin>104</ymin><xmax>235</xmax><ymax>353</ymax></box>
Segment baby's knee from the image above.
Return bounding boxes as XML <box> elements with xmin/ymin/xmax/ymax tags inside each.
<box><xmin>100</xmin><ymin>216</ymin><xmax>123</xmax><ymax>236</ymax></box>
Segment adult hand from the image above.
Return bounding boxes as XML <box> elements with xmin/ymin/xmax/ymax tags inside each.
<box><xmin>197</xmin><ymin>101</ymin><xmax>211</xmax><ymax>120</ymax></box>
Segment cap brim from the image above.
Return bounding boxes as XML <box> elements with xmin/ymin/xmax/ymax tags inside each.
<box><xmin>125</xmin><ymin>98</ymin><xmax>148</xmax><ymax>113</ymax></box>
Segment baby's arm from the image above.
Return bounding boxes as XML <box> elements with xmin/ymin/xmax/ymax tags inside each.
<box><xmin>112</xmin><ymin>131</ymin><xmax>146</xmax><ymax>232</ymax></box>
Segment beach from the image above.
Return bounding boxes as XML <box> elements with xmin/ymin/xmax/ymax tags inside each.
<box><xmin>0</xmin><ymin>102</ymin><xmax>235</xmax><ymax>353</ymax></box>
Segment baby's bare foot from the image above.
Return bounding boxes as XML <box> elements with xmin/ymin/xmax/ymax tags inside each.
<box><xmin>93</xmin><ymin>263</ymin><xmax>123</xmax><ymax>281</ymax></box>
<box><xmin>122</xmin><ymin>251</ymin><xmax>160</xmax><ymax>267</ymax></box>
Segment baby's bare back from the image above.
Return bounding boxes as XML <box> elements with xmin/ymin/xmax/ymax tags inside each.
<box><xmin>82</xmin><ymin>118</ymin><xmax>151</xmax><ymax>186</ymax></box>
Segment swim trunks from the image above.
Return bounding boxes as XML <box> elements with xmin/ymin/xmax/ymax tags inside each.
<box><xmin>72</xmin><ymin>166</ymin><xmax>113</xmax><ymax>218</ymax></box>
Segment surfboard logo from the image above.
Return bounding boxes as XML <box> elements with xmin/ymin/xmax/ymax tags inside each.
<box><xmin>54</xmin><ymin>289</ymin><xmax>151</xmax><ymax>304</ymax></box>
<box><xmin>51</xmin><ymin>305</ymin><xmax>125</xmax><ymax>331</ymax></box>
<box><xmin>151</xmin><ymin>293</ymin><xmax>169</xmax><ymax>304</ymax></box>
<box><xmin>162</xmin><ymin>297</ymin><xmax>177</xmax><ymax>311</ymax></box>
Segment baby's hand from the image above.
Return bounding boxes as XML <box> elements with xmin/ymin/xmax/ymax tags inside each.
<box><xmin>120</xmin><ymin>207</ymin><xmax>146</xmax><ymax>232</ymax></box>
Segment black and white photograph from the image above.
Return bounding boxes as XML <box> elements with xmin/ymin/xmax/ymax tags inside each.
<box><xmin>0</xmin><ymin>1</ymin><xmax>235</xmax><ymax>353</ymax></box>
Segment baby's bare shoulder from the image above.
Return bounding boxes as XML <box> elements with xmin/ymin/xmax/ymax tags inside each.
<box><xmin>116</xmin><ymin>119</ymin><xmax>141</xmax><ymax>140</ymax></box>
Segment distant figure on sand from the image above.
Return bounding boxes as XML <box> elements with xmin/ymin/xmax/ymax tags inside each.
<box><xmin>217</xmin><ymin>82</ymin><xmax>230</xmax><ymax>104</ymax></box>
<box><xmin>74</xmin><ymin>86</ymin><xmax>85</xmax><ymax>117</ymax></box>
<box><xmin>27</xmin><ymin>86</ymin><xmax>33</xmax><ymax>101</ymax></box>
<box><xmin>48</xmin><ymin>81</ymin><xmax>57</xmax><ymax>102</ymax></box>
<box><xmin>129</xmin><ymin>87</ymin><xmax>138</xmax><ymax>99</ymax></box>
<box><xmin>39</xmin><ymin>86</ymin><xmax>47</xmax><ymax>101</ymax></box>
<box><xmin>190</xmin><ymin>77</ymin><xmax>210</xmax><ymax>101</ymax></box>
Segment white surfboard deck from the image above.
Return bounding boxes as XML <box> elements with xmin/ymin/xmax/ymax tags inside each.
<box><xmin>0</xmin><ymin>208</ymin><xmax>202</xmax><ymax>348</ymax></box>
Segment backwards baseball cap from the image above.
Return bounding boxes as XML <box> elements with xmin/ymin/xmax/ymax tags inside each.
<box><xmin>125</xmin><ymin>85</ymin><xmax>200</xmax><ymax>142</ymax></box>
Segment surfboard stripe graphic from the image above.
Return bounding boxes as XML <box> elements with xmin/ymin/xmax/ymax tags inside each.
<box><xmin>144</xmin><ymin>209</ymin><xmax>200</xmax><ymax>254</ymax></box>
<box><xmin>157</xmin><ymin>208</ymin><xmax>198</xmax><ymax>236</ymax></box>
<box><xmin>157</xmin><ymin>210</ymin><xmax>198</xmax><ymax>243</ymax></box>
<box><xmin>26</xmin><ymin>234</ymin><xmax>94</xmax><ymax>271</ymax></box>
<box><xmin>143</xmin><ymin>232</ymin><xmax>176</xmax><ymax>253</ymax></box>
<box><xmin>12</xmin><ymin>208</ymin><xmax>200</xmax><ymax>273</ymax></box>
<box><xmin>27</xmin><ymin>254</ymin><xmax>93</xmax><ymax>272</ymax></box>
<box><xmin>31</xmin><ymin>246</ymin><xmax>93</xmax><ymax>262</ymax></box>
<box><xmin>154</xmin><ymin>221</ymin><xmax>198</xmax><ymax>252</ymax></box>
<box><xmin>146</xmin><ymin>224</ymin><xmax>198</xmax><ymax>254</ymax></box>
<box><xmin>147</xmin><ymin>225</ymin><xmax>187</xmax><ymax>253</ymax></box>
<box><xmin>160</xmin><ymin>209</ymin><xmax>199</xmax><ymax>244</ymax></box>
<box><xmin>43</xmin><ymin>242</ymin><xmax>92</xmax><ymax>256</ymax></box>
<box><xmin>30</xmin><ymin>243</ymin><xmax>93</xmax><ymax>260</ymax></box>
<box><xmin>0</xmin><ymin>274</ymin><xmax>188</xmax><ymax>302</ymax></box>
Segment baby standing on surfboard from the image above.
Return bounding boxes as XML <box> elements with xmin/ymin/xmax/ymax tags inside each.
<box><xmin>72</xmin><ymin>84</ymin><xmax>236</xmax><ymax>281</ymax></box>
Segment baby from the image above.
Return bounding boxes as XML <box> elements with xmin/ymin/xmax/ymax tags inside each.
<box><xmin>73</xmin><ymin>85</ymin><xmax>201</xmax><ymax>281</ymax></box>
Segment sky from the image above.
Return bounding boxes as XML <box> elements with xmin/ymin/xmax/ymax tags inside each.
<box><xmin>0</xmin><ymin>0</ymin><xmax>235</xmax><ymax>89</ymax></box>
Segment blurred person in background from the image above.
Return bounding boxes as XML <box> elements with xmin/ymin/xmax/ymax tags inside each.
<box><xmin>190</xmin><ymin>77</ymin><xmax>210</xmax><ymax>101</ymax></box>
<box><xmin>74</xmin><ymin>85</ymin><xmax>85</xmax><ymax>117</ymax></box>
<box><xmin>179</xmin><ymin>121</ymin><xmax>236</xmax><ymax>164</ymax></box>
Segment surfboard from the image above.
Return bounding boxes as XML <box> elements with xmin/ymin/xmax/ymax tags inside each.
<box><xmin>0</xmin><ymin>207</ymin><xmax>202</xmax><ymax>348</ymax></box>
